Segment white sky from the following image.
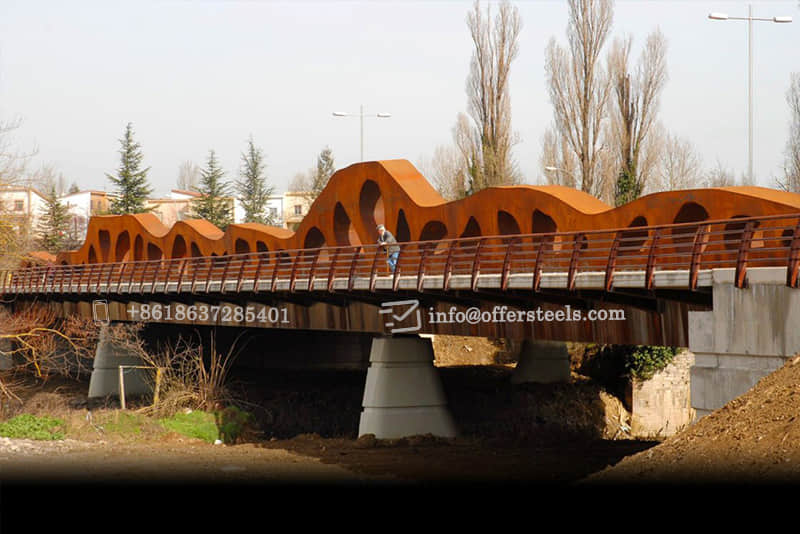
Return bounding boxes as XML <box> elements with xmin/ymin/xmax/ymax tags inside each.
<box><xmin>1</xmin><ymin>0</ymin><xmax>798</xmax><ymax>196</ymax></box>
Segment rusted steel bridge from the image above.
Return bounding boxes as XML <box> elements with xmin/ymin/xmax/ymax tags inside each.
<box><xmin>4</xmin><ymin>211</ymin><xmax>800</xmax><ymax>346</ymax></box>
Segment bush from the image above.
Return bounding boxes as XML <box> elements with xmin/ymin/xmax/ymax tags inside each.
<box><xmin>216</xmin><ymin>405</ymin><xmax>255</xmax><ymax>444</ymax></box>
<box><xmin>0</xmin><ymin>414</ymin><xmax>65</xmax><ymax>440</ymax></box>
<box><xmin>578</xmin><ymin>344</ymin><xmax>681</xmax><ymax>399</ymax></box>
<box><xmin>624</xmin><ymin>345</ymin><xmax>680</xmax><ymax>381</ymax></box>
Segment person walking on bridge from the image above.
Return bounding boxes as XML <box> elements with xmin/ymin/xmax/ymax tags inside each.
<box><xmin>377</xmin><ymin>224</ymin><xmax>400</xmax><ymax>273</ymax></box>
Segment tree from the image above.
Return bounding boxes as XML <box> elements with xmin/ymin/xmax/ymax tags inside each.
<box><xmin>648</xmin><ymin>132</ymin><xmax>703</xmax><ymax>193</ymax></box>
<box><xmin>36</xmin><ymin>184</ymin><xmax>70</xmax><ymax>253</ymax></box>
<box><xmin>235</xmin><ymin>136</ymin><xmax>275</xmax><ymax>225</ymax></box>
<box><xmin>106</xmin><ymin>122</ymin><xmax>153</xmax><ymax>214</ymax></box>
<box><xmin>704</xmin><ymin>159</ymin><xmax>738</xmax><ymax>188</ymax></box>
<box><xmin>311</xmin><ymin>146</ymin><xmax>335</xmax><ymax>197</ymax></box>
<box><xmin>544</xmin><ymin>0</ymin><xmax>614</xmax><ymax>198</ymax></box>
<box><xmin>190</xmin><ymin>150</ymin><xmax>233</xmax><ymax>230</ymax></box>
<box><xmin>68</xmin><ymin>182</ymin><xmax>80</xmax><ymax>195</ymax></box>
<box><xmin>608</xmin><ymin>29</ymin><xmax>668</xmax><ymax>205</ymax></box>
<box><xmin>459</xmin><ymin>0</ymin><xmax>522</xmax><ymax>193</ymax></box>
<box><xmin>177</xmin><ymin>160</ymin><xmax>201</xmax><ymax>191</ymax></box>
<box><xmin>420</xmin><ymin>145</ymin><xmax>469</xmax><ymax>201</ymax></box>
<box><xmin>289</xmin><ymin>146</ymin><xmax>336</xmax><ymax>202</ymax></box>
<box><xmin>778</xmin><ymin>72</ymin><xmax>800</xmax><ymax>193</ymax></box>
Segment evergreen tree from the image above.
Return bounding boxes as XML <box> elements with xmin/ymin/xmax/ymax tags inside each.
<box><xmin>106</xmin><ymin>122</ymin><xmax>153</xmax><ymax>214</ymax></box>
<box><xmin>190</xmin><ymin>150</ymin><xmax>233</xmax><ymax>230</ymax></box>
<box><xmin>37</xmin><ymin>184</ymin><xmax>70</xmax><ymax>253</ymax></box>
<box><xmin>235</xmin><ymin>136</ymin><xmax>275</xmax><ymax>225</ymax></box>
<box><xmin>68</xmin><ymin>182</ymin><xmax>80</xmax><ymax>194</ymax></box>
<box><xmin>311</xmin><ymin>146</ymin><xmax>335</xmax><ymax>197</ymax></box>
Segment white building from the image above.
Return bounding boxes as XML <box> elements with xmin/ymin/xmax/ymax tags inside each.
<box><xmin>59</xmin><ymin>190</ymin><xmax>114</xmax><ymax>244</ymax></box>
<box><xmin>283</xmin><ymin>191</ymin><xmax>313</xmax><ymax>231</ymax></box>
<box><xmin>0</xmin><ymin>185</ymin><xmax>50</xmax><ymax>236</ymax></box>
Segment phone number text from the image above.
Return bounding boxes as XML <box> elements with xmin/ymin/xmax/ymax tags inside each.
<box><xmin>126</xmin><ymin>303</ymin><xmax>289</xmax><ymax>324</ymax></box>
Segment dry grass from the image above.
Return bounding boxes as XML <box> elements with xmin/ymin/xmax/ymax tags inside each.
<box><xmin>103</xmin><ymin>323</ymin><xmax>246</xmax><ymax>417</ymax></box>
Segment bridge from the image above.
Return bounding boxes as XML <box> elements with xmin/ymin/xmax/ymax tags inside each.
<box><xmin>3</xmin><ymin>160</ymin><xmax>800</xmax><ymax>436</ymax></box>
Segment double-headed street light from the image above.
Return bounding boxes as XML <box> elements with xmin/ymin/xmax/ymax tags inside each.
<box><xmin>708</xmin><ymin>7</ymin><xmax>792</xmax><ymax>185</ymax></box>
<box><xmin>332</xmin><ymin>104</ymin><xmax>392</xmax><ymax>162</ymax></box>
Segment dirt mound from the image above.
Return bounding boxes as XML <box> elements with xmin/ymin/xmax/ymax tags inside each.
<box><xmin>587</xmin><ymin>355</ymin><xmax>800</xmax><ymax>483</ymax></box>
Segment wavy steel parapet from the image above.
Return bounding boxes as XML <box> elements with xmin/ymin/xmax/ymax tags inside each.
<box><xmin>52</xmin><ymin>159</ymin><xmax>800</xmax><ymax>266</ymax></box>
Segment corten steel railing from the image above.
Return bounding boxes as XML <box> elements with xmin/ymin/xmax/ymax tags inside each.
<box><xmin>4</xmin><ymin>213</ymin><xmax>800</xmax><ymax>297</ymax></box>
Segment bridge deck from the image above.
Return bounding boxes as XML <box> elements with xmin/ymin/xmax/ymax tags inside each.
<box><xmin>3</xmin><ymin>269</ymin><xmax>728</xmax><ymax>295</ymax></box>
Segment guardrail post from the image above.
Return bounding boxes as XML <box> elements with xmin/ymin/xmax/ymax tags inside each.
<box><xmin>392</xmin><ymin>247</ymin><xmax>404</xmax><ymax>292</ymax></box>
<box><xmin>532</xmin><ymin>236</ymin><xmax>547</xmax><ymax>292</ymax></box>
<box><xmin>442</xmin><ymin>241</ymin><xmax>455</xmax><ymax>291</ymax></box>
<box><xmin>347</xmin><ymin>248</ymin><xmax>360</xmax><ymax>292</ymax></box>
<box><xmin>567</xmin><ymin>233</ymin><xmax>585</xmax><ymax>291</ymax></box>
<box><xmin>786</xmin><ymin>220</ymin><xmax>800</xmax><ymax>288</ymax></box>
<box><xmin>369</xmin><ymin>246</ymin><xmax>382</xmax><ymax>292</ymax></box>
<box><xmin>470</xmin><ymin>238</ymin><xmax>485</xmax><ymax>292</ymax></box>
<box><xmin>689</xmin><ymin>224</ymin><xmax>710</xmax><ymax>291</ymax></box>
<box><xmin>645</xmin><ymin>228</ymin><xmax>662</xmax><ymax>291</ymax></box>
<box><xmin>735</xmin><ymin>221</ymin><xmax>755</xmax><ymax>289</ymax></box>
<box><xmin>416</xmin><ymin>244</ymin><xmax>431</xmax><ymax>292</ymax></box>
<box><xmin>500</xmin><ymin>237</ymin><xmax>519</xmax><ymax>291</ymax></box>
<box><xmin>308</xmin><ymin>250</ymin><xmax>320</xmax><ymax>292</ymax></box>
<box><xmin>604</xmin><ymin>232</ymin><xmax>621</xmax><ymax>292</ymax></box>
<box><xmin>220</xmin><ymin>256</ymin><xmax>232</xmax><ymax>294</ymax></box>
<box><xmin>327</xmin><ymin>247</ymin><xmax>341</xmax><ymax>292</ymax></box>
<box><xmin>289</xmin><ymin>252</ymin><xmax>302</xmax><ymax>293</ymax></box>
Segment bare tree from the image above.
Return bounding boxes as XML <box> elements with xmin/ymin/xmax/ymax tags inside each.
<box><xmin>540</xmin><ymin>127</ymin><xmax>577</xmax><ymax>188</ymax></box>
<box><xmin>649</xmin><ymin>132</ymin><xmax>703</xmax><ymax>193</ymax></box>
<box><xmin>462</xmin><ymin>0</ymin><xmax>522</xmax><ymax>192</ymax></box>
<box><xmin>177</xmin><ymin>160</ymin><xmax>201</xmax><ymax>191</ymax></box>
<box><xmin>704</xmin><ymin>159</ymin><xmax>738</xmax><ymax>188</ymax></box>
<box><xmin>288</xmin><ymin>171</ymin><xmax>309</xmax><ymax>193</ymax></box>
<box><xmin>778</xmin><ymin>72</ymin><xmax>800</xmax><ymax>192</ymax></box>
<box><xmin>419</xmin><ymin>145</ymin><xmax>469</xmax><ymax>201</ymax></box>
<box><xmin>544</xmin><ymin>0</ymin><xmax>614</xmax><ymax>198</ymax></box>
<box><xmin>28</xmin><ymin>163</ymin><xmax>67</xmax><ymax>196</ymax></box>
<box><xmin>608</xmin><ymin>28</ymin><xmax>668</xmax><ymax>205</ymax></box>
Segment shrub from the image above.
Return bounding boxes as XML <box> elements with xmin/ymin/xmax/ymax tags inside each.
<box><xmin>216</xmin><ymin>405</ymin><xmax>255</xmax><ymax>444</ymax></box>
<box><xmin>624</xmin><ymin>345</ymin><xmax>680</xmax><ymax>381</ymax></box>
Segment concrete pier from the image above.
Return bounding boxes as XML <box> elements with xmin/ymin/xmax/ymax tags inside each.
<box><xmin>511</xmin><ymin>340</ymin><xmax>571</xmax><ymax>384</ymax></box>
<box><xmin>358</xmin><ymin>335</ymin><xmax>458</xmax><ymax>439</ymax></box>
<box><xmin>88</xmin><ymin>326</ymin><xmax>153</xmax><ymax>398</ymax></box>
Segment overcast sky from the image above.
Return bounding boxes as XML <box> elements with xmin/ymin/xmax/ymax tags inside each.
<box><xmin>1</xmin><ymin>0</ymin><xmax>799</xmax><ymax>197</ymax></box>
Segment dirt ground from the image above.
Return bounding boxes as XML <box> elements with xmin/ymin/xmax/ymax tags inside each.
<box><xmin>0</xmin><ymin>335</ymin><xmax>655</xmax><ymax>485</ymax></box>
<box><xmin>587</xmin><ymin>355</ymin><xmax>800</xmax><ymax>484</ymax></box>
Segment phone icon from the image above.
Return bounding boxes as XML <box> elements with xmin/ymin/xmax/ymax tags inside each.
<box><xmin>92</xmin><ymin>299</ymin><xmax>110</xmax><ymax>325</ymax></box>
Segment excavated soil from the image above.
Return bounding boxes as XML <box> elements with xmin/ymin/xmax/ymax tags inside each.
<box><xmin>587</xmin><ymin>355</ymin><xmax>800</xmax><ymax>484</ymax></box>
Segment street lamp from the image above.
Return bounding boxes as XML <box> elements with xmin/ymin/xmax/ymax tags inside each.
<box><xmin>332</xmin><ymin>104</ymin><xmax>392</xmax><ymax>161</ymax></box>
<box><xmin>708</xmin><ymin>7</ymin><xmax>792</xmax><ymax>185</ymax></box>
<box><xmin>544</xmin><ymin>166</ymin><xmax>570</xmax><ymax>176</ymax></box>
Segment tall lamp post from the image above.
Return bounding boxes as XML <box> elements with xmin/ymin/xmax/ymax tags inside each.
<box><xmin>332</xmin><ymin>104</ymin><xmax>392</xmax><ymax>162</ymax></box>
<box><xmin>708</xmin><ymin>8</ymin><xmax>792</xmax><ymax>185</ymax></box>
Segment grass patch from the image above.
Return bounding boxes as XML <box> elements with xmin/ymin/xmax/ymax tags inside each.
<box><xmin>102</xmin><ymin>412</ymin><xmax>145</xmax><ymax>436</ymax></box>
<box><xmin>0</xmin><ymin>414</ymin><xmax>66</xmax><ymax>440</ymax></box>
<box><xmin>159</xmin><ymin>410</ymin><xmax>219</xmax><ymax>443</ymax></box>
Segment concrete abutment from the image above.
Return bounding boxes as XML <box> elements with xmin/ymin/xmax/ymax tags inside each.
<box><xmin>689</xmin><ymin>268</ymin><xmax>800</xmax><ymax>419</ymax></box>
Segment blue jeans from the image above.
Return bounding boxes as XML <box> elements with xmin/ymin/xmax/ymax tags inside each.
<box><xmin>387</xmin><ymin>252</ymin><xmax>399</xmax><ymax>273</ymax></box>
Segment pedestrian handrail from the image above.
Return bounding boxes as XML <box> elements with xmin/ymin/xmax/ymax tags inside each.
<box><xmin>3</xmin><ymin>212</ymin><xmax>800</xmax><ymax>296</ymax></box>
